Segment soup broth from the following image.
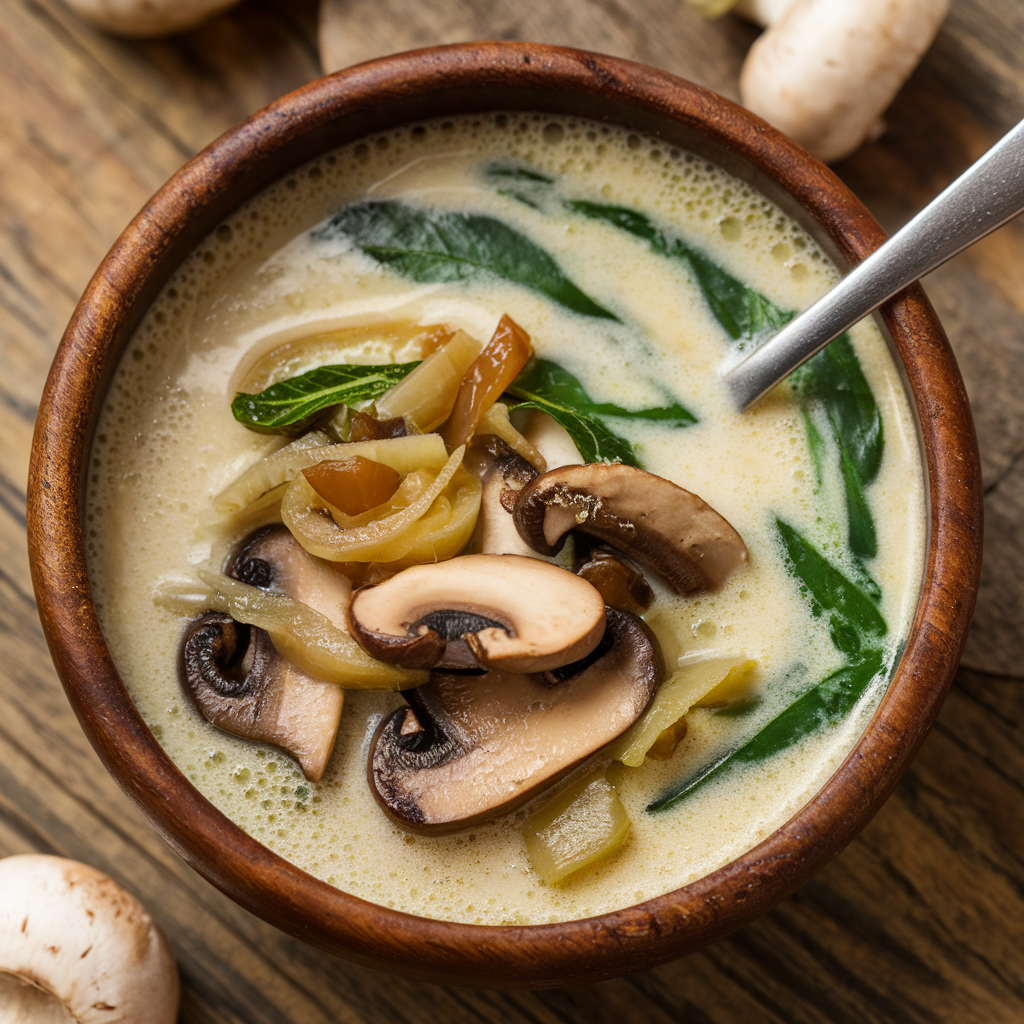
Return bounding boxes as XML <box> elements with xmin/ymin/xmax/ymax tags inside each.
<box><xmin>85</xmin><ymin>113</ymin><xmax>925</xmax><ymax>925</ymax></box>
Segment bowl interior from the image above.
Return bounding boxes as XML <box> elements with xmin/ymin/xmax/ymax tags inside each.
<box><xmin>27</xmin><ymin>43</ymin><xmax>981</xmax><ymax>988</ymax></box>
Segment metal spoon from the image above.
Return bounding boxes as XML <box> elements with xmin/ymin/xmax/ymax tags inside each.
<box><xmin>724</xmin><ymin>118</ymin><xmax>1024</xmax><ymax>412</ymax></box>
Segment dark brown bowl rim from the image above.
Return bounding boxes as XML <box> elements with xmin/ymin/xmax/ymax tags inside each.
<box><xmin>27</xmin><ymin>42</ymin><xmax>982</xmax><ymax>988</ymax></box>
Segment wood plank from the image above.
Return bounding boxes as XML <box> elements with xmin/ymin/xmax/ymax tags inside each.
<box><xmin>2</xmin><ymin>0</ymin><xmax>1024</xmax><ymax>1020</ymax></box>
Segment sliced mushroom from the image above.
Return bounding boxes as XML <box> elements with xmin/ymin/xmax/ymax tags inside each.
<box><xmin>180</xmin><ymin>527</ymin><xmax>347</xmax><ymax>781</ymax></box>
<box><xmin>349</xmin><ymin>553</ymin><xmax>606</xmax><ymax>671</ymax></box>
<box><xmin>576</xmin><ymin>546</ymin><xmax>654</xmax><ymax>615</ymax></box>
<box><xmin>466</xmin><ymin>434</ymin><xmax>539</xmax><ymax>557</ymax></box>
<box><xmin>369</xmin><ymin>607</ymin><xmax>663</xmax><ymax>832</ymax></box>
<box><xmin>513</xmin><ymin>464</ymin><xmax>749</xmax><ymax>594</ymax></box>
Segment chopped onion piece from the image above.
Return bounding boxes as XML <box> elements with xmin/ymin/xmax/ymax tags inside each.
<box><xmin>156</xmin><ymin>571</ymin><xmax>425</xmax><ymax>690</ymax></box>
<box><xmin>607</xmin><ymin>657</ymin><xmax>757</xmax><ymax>767</ymax></box>
<box><xmin>691</xmin><ymin>659</ymin><xmax>759</xmax><ymax>707</ymax></box>
<box><xmin>236</xmin><ymin>320</ymin><xmax>445</xmax><ymax>394</ymax></box>
<box><xmin>214</xmin><ymin>433</ymin><xmax>448</xmax><ymax>513</ymax></box>
<box><xmin>523</xmin><ymin>770</ymin><xmax>631</xmax><ymax>884</ymax></box>
<box><xmin>375</xmin><ymin>329</ymin><xmax>481</xmax><ymax>432</ymax></box>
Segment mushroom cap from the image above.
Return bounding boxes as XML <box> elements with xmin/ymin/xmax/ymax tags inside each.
<box><xmin>349</xmin><ymin>553</ymin><xmax>607</xmax><ymax>672</ymax></box>
<box><xmin>180</xmin><ymin>527</ymin><xmax>346</xmax><ymax>781</ymax></box>
<box><xmin>0</xmin><ymin>855</ymin><xmax>179</xmax><ymax>1023</ymax></box>
<box><xmin>513</xmin><ymin>463</ymin><xmax>748</xmax><ymax>594</ymax></box>
<box><xmin>369</xmin><ymin>607</ymin><xmax>664</xmax><ymax>832</ymax></box>
<box><xmin>576</xmin><ymin>546</ymin><xmax>654</xmax><ymax>615</ymax></box>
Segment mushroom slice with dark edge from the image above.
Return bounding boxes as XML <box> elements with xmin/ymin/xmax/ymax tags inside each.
<box><xmin>466</xmin><ymin>434</ymin><xmax>539</xmax><ymax>557</ymax></box>
<box><xmin>513</xmin><ymin>464</ymin><xmax>749</xmax><ymax>594</ymax></box>
<box><xmin>369</xmin><ymin>607</ymin><xmax>663</xmax><ymax>832</ymax></box>
<box><xmin>576</xmin><ymin>546</ymin><xmax>654</xmax><ymax>615</ymax></box>
<box><xmin>180</xmin><ymin>527</ymin><xmax>347</xmax><ymax>781</ymax></box>
<box><xmin>349</xmin><ymin>553</ymin><xmax>606</xmax><ymax>671</ymax></box>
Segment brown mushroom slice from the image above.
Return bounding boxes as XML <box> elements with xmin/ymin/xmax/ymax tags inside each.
<box><xmin>513</xmin><ymin>464</ymin><xmax>749</xmax><ymax>594</ymax></box>
<box><xmin>466</xmin><ymin>435</ymin><xmax>539</xmax><ymax>557</ymax></box>
<box><xmin>349</xmin><ymin>553</ymin><xmax>606</xmax><ymax>672</ymax></box>
<box><xmin>181</xmin><ymin>613</ymin><xmax>341</xmax><ymax>781</ymax></box>
<box><xmin>369</xmin><ymin>607</ymin><xmax>663</xmax><ymax>832</ymax></box>
<box><xmin>576</xmin><ymin>547</ymin><xmax>654</xmax><ymax>615</ymax></box>
<box><xmin>180</xmin><ymin>526</ymin><xmax>348</xmax><ymax>780</ymax></box>
<box><xmin>228</xmin><ymin>525</ymin><xmax>353</xmax><ymax>633</ymax></box>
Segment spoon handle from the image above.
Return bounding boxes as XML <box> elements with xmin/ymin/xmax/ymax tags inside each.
<box><xmin>725</xmin><ymin>117</ymin><xmax>1024</xmax><ymax>411</ymax></box>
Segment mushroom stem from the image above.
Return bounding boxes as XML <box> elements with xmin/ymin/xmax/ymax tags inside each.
<box><xmin>739</xmin><ymin>0</ymin><xmax>949</xmax><ymax>163</ymax></box>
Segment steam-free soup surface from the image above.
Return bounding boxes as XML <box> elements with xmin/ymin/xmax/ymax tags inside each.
<box><xmin>85</xmin><ymin>114</ymin><xmax>925</xmax><ymax>925</ymax></box>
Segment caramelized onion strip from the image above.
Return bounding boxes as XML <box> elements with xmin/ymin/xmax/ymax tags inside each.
<box><xmin>440</xmin><ymin>315</ymin><xmax>533</xmax><ymax>450</ymax></box>
<box><xmin>214</xmin><ymin>433</ymin><xmax>448</xmax><ymax>514</ymax></box>
<box><xmin>281</xmin><ymin>445</ymin><xmax>467</xmax><ymax>561</ymax></box>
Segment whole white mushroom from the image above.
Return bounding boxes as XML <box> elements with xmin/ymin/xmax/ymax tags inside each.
<box><xmin>736</xmin><ymin>0</ymin><xmax>950</xmax><ymax>162</ymax></box>
<box><xmin>0</xmin><ymin>855</ymin><xmax>179</xmax><ymax>1023</ymax></box>
<box><xmin>63</xmin><ymin>0</ymin><xmax>242</xmax><ymax>37</ymax></box>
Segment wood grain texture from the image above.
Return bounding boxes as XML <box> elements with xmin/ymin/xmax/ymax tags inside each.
<box><xmin>0</xmin><ymin>0</ymin><xmax>1020</xmax><ymax>1019</ymax></box>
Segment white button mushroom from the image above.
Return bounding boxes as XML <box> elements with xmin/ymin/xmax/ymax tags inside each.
<box><xmin>0</xmin><ymin>855</ymin><xmax>179</xmax><ymax>1023</ymax></box>
<box><xmin>63</xmin><ymin>0</ymin><xmax>241</xmax><ymax>38</ymax></box>
<box><xmin>734</xmin><ymin>0</ymin><xmax>949</xmax><ymax>163</ymax></box>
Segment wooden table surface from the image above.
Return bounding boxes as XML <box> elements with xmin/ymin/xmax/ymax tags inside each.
<box><xmin>3</xmin><ymin>0</ymin><xmax>1024</xmax><ymax>1020</ymax></box>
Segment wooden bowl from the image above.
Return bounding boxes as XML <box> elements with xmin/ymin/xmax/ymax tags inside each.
<box><xmin>27</xmin><ymin>42</ymin><xmax>982</xmax><ymax>988</ymax></box>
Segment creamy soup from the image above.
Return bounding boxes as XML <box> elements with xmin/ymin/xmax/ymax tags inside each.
<box><xmin>85</xmin><ymin>113</ymin><xmax>925</xmax><ymax>925</ymax></box>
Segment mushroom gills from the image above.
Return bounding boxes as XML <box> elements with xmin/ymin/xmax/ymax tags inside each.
<box><xmin>369</xmin><ymin>607</ymin><xmax>664</xmax><ymax>833</ymax></box>
<box><xmin>181</xmin><ymin>613</ymin><xmax>341</xmax><ymax>782</ymax></box>
<box><xmin>180</xmin><ymin>526</ymin><xmax>346</xmax><ymax>781</ymax></box>
<box><xmin>349</xmin><ymin>553</ymin><xmax>606</xmax><ymax>672</ymax></box>
<box><xmin>513</xmin><ymin>463</ymin><xmax>748</xmax><ymax>594</ymax></box>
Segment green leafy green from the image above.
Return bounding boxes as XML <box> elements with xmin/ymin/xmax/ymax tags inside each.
<box><xmin>793</xmin><ymin>336</ymin><xmax>884</xmax><ymax>558</ymax></box>
<box><xmin>802</xmin><ymin>410</ymin><xmax>827</xmax><ymax>489</ymax></box>
<box><xmin>775</xmin><ymin>517</ymin><xmax>886</xmax><ymax>659</ymax></box>
<box><xmin>795</xmin><ymin>335</ymin><xmax>883</xmax><ymax>483</ymax></box>
<box><xmin>570</xmin><ymin>198</ymin><xmax>882</xmax><ymax>557</ymax></box>
<box><xmin>507</xmin><ymin>358</ymin><xmax>696</xmax><ymax>466</ymax></box>
<box><xmin>648</xmin><ymin>648</ymin><xmax>886</xmax><ymax>812</ymax></box>
<box><xmin>231</xmin><ymin>361</ymin><xmax>420</xmax><ymax>434</ymax></box>
<box><xmin>569</xmin><ymin>201</ymin><xmax>794</xmax><ymax>343</ymax></box>
<box><xmin>313</xmin><ymin>200</ymin><xmax>618</xmax><ymax>321</ymax></box>
<box><xmin>484</xmin><ymin>165</ymin><xmax>555</xmax><ymax>184</ymax></box>
<box><xmin>484</xmin><ymin>164</ymin><xmax>556</xmax><ymax>208</ymax></box>
<box><xmin>231</xmin><ymin>353</ymin><xmax>694</xmax><ymax>459</ymax></box>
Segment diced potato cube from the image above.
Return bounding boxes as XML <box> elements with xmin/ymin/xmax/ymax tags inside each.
<box><xmin>523</xmin><ymin>771</ymin><xmax>631</xmax><ymax>884</ymax></box>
